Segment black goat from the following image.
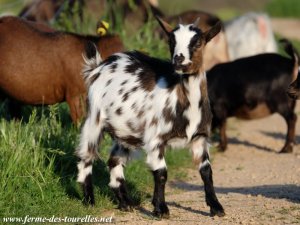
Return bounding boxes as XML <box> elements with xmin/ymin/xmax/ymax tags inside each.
<box><xmin>207</xmin><ymin>39</ymin><xmax>298</xmax><ymax>153</ymax></box>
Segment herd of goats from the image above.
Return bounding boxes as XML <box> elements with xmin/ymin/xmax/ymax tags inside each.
<box><xmin>1</xmin><ymin>0</ymin><xmax>300</xmax><ymax>219</ymax></box>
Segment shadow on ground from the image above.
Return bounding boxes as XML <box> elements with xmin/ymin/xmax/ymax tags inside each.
<box><xmin>227</xmin><ymin>137</ymin><xmax>276</xmax><ymax>152</ymax></box>
<box><xmin>260</xmin><ymin>131</ymin><xmax>300</xmax><ymax>144</ymax></box>
<box><xmin>169</xmin><ymin>181</ymin><xmax>300</xmax><ymax>204</ymax></box>
<box><xmin>224</xmin><ymin>130</ymin><xmax>300</xmax><ymax>152</ymax></box>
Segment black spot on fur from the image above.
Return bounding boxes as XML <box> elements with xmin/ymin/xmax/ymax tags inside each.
<box><xmin>121</xmin><ymin>80</ymin><xmax>128</xmax><ymax>86</ymax></box>
<box><xmin>86</xmin><ymin>97</ymin><xmax>91</xmax><ymax>116</ymax></box>
<box><xmin>88</xmin><ymin>142</ymin><xmax>97</xmax><ymax>155</ymax></box>
<box><xmin>96</xmin><ymin>110</ymin><xmax>101</xmax><ymax>124</ymax></box>
<box><xmin>125</xmin><ymin>61</ymin><xmax>140</xmax><ymax>74</ymax></box>
<box><xmin>116</xmin><ymin>107</ymin><xmax>122</xmax><ymax>115</ymax></box>
<box><xmin>84</xmin><ymin>161</ymin><xmax>93</xmax><ymax>168</ymax></box>
<box><xmin>118</xmin><ymin>88</ymin><xmax>124</xmax><ymax>95</ymax></box>
<box><xmin>119</xmin><ymin>135</ymin><xmax>143</xmax><ymax>147</ymax></box>
<box><xmin>165</xmin><ymin>97</ymin><xmax>170</xmax><ymax>107</ymax></box>
<box><xmin>131</xmin><ymin>102</ymin><xmax>137</xmax><ymax>110</ymax></box>
<box><xmin>158</xmin><ymin>145</ymin><xmax>165</xmax><ymax>160</ymax></box>
<box><xmin>131</xmin><ymin>86</ymin><xmax>139</xmax><ymax>93</ymax></box>
<box><xmin>102</xmin><ymin>54</ymin><xmax>121</xmax><ymax>67</ymax></box>
<box><xmin>137</xmin><ymin>110</ymin><xmax>144</xmax><ymax>118</ymax></box>
<box><xmin>89</xmin><ymin>72</ymin><xmax>101</xmax><ymax>86</ymax></box>
<box><xmin>110</xmin><ymin>63</ymin><xmax>118</xmax><ymax>73</ymax></box>
<box><xmin>107</xmin><ymin>156</ymin><xmax>120</xmax><ymax>170</ymax></box>
<box><xmin>162</xmin><ymin>107</ymin><xmax>173</xmax><ymax>123</ymax></box>
<box><xmin>102</xmin><ymin>92</ymin><xmax>107</xmax><ymax>98</ymax></box>
<box><xmin>198</xmin><ymin>98</ymin><xmax>203</xmax><ymax>108</ymax></box>
<box><xmin>150</xmin><ymin>117</ymin><xmax>158</xmax><ymax>126</ymax></box>
<box><xmin>122</xmin><ymin>92</ymin><xmax>130</xmax><ymax>102</ymax></box>
<box><xmin>126</xmin><ymin>121</ymin><xmax>135</xmax><ymax>132</ymax></box>
<box><xmin>106</xmin><ymin>79</ymin><xmax>113</xmax><ymax>87</ymax></box>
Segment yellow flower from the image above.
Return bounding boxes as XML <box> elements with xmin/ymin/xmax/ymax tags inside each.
<box><xmin>97</xmin><ymin>20</ymin><xmax>110</xmax><ymax>36</ymax></box>
<box><xmin>97</xmin><ymin>27</ymin><xmax>106</xmax><ymax>36</ymax></box>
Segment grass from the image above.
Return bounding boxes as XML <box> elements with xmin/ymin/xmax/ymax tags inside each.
<box><xmin>266</xmin><ymin>0</ymin><xmax>300</xmax><ymax>18</ymax></box>
<box><xmin>0</xmin><ymin>0</ymin><xmax>24</xmax><ymax>15</ymax></box>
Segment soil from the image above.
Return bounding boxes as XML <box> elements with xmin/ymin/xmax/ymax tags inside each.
<box><xmin>271</xmin><ymin>18</ymin><xmax>300</xmax><ymax>41</ymax></box>
<box><xmin>104</xmin><ymin>103</ymin><xmax>300</xmax><ymax>225</ymax></box>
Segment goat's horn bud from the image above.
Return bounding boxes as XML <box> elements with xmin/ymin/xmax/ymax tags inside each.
<box><xmin>178</xmin><ymin>17</ymin><xmax>183</xmax><ymax>24</ymax></box>
<box><xmin>193</xmin><ymin>17</ymin><xmax>200</xmax><ymax>28</ymax></box>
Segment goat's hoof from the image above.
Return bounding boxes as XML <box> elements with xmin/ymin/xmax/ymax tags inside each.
<box><xmin>210</xmin><ymin>207</ymin><xmax>225</xmax><ymax>217</ymax></box>
<box><xmin>217</xmin><ymin>144</ymin><xmax>227</xmax><ymax>152</ymax></box>
<box><xmin>118</xmin><ymin>204</ymin><xmax>134</xmax><ymax>212</ymax></box>
<box><xmin>279</xmin><ymin>145</ymin><xmax>293</xmax><ymax>153</ymax></box>
<box><xmin>153</xmin><ymin>204</ymin><xmax>170</xmax><ymax>219</ymax></box>
<box><xmin>210</xmin><ymin>201</ymin><xmax>225</xmax><ymax>217</ymax></box>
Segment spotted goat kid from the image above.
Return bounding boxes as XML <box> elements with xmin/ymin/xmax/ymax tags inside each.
<box><xmin>76</xmin><ymin>17</ymin><xmax>224</xmax><ymax>218</ymax></box>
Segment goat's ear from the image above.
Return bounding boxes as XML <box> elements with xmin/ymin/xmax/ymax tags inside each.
<box><xmin>156</xmin><ymin>16</ymin><xmax>173</xmax><ymax>35</ymax></box>
<box><xmin>204</xmin><ymin>21</ymin><xmax>222</xmax><ymax>43</ymax></box>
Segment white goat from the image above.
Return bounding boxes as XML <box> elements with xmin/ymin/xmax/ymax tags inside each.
<box><xmin>76</xmin><ymin>17</ymin><xmax>224</xmax><ymax>218</ymax></box>
<box><xmin>225</xmin><ymin>12</ymin><xmax>277</xmax><ymax>60</ymax></box>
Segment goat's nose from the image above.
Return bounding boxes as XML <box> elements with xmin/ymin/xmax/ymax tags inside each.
<box><xmin>174</xmin><ymin>54</ymin><xmax>185</xmax><ymax>66</ymax></box>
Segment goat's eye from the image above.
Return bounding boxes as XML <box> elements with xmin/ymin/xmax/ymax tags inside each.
<box><xmin>192</xmin><ymin>40</ymin><xmax>201</xmax><ymax>50</ymax></box>
<box><xmin>190</xmin><ymin>35</ymin><xmax>201</xmax><ymax>50</ymax></box>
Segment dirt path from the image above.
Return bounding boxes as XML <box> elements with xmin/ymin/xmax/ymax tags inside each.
<box><xmin>271</xmin><ymin>18</ymin><xmax>300</xmax><ymax>41</ymax></box>
<box><xmin>107</xmin><ymin>104</ymin><xmax>300</xmax><ymax>225</ymax></box>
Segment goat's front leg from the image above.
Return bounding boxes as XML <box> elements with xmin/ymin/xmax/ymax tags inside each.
<box><xmin>192</xmin><ymin>137</ymin><xmax>225</xmax><ymax>217</ymax></box>
<box><xmin>108</xmin><ymin>143</ymin><xmax>133</xmax><ymax>211</ymax></box>
<box><xmin>146</xmin><ymin>147</ymin><xmax>169</xmax><ymax>218</ymax></box>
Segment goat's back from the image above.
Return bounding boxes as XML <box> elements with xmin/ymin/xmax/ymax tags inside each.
<box><xmin>207</xmin><ymin>53</ymin><xmax>294</xmax><ymax>119</ymax></box>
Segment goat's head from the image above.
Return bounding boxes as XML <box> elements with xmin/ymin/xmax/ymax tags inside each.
<box><xmin>157</xmin><ymin>16</ymin><xmax>222</xmax><ymax>75</ymax></box>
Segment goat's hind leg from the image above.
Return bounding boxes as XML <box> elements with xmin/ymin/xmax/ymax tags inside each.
<box><xmin>278</xmin><ymin>101</ymin><xmax>297</xmax><ymax>153</ymax></box>
<box><xmin>108</xmin><ymin>143</ymin><xmax>134</xmax><ymax>211</ymax></box>
<box><xmin>192</xmin><ymin>137</ymin><xmax>225</xmax><ymax>217</ymax></box>
<box><xmin>76</xmin><ymin>114</ymin><xmax>103</xmax><ymax>205</ymax></box>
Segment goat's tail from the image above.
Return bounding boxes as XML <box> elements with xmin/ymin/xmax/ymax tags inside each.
<box><xmin>82</xmin><ymin>41</ymin><xmax>102</xmax><ymax>86</ymax></box>
<box><xmin>280</xmin><ymin>38</ymin><xmax>299</xmax><ymax>82</ymax></box>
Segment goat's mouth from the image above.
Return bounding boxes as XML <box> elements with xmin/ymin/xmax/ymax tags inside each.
<box><xmin>174</xmin><ymin>64</ymin><xmax>193</xmax><ymax>75</ymax></box>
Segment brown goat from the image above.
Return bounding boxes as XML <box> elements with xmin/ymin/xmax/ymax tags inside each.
<box><xmin>0</xmin><ymin>16</ymin><xmax>124</xmax><ymax>122</ymax></box>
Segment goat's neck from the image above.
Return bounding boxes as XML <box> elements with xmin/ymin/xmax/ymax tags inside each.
<box><xmin>179</xmin><ymin>70</ymin><xmax>205</xmax><ymax>105</ymax></box>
